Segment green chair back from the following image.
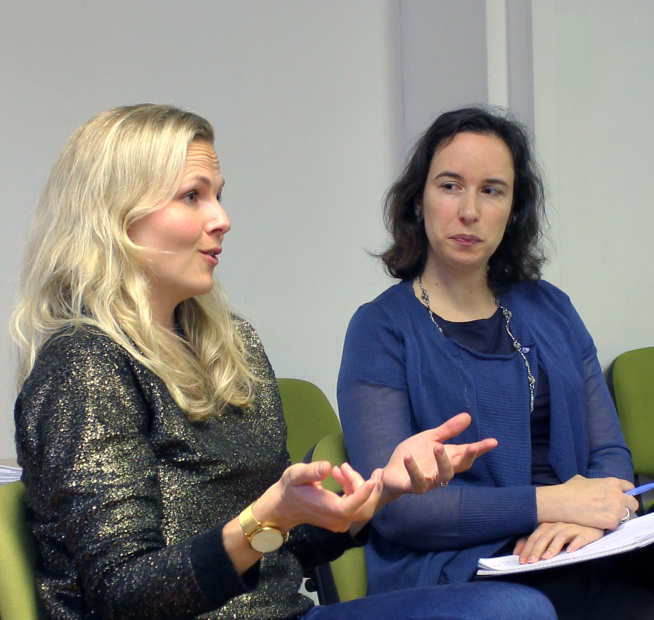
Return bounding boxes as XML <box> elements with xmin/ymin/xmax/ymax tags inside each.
<box><xmin>276</xmin><ymin>379</ymin><xmax>365</xmax><ymax>601</ymax></box>
<box><xmin>277</xmin><ymin>378</ymin><xmax>341</xmax><ymax>464</ymax></box>
<box><xmin>311</xmin><ymin>431</ymin><xmax>367</xmax><ymax>602</ymax></box>
<box><xmin>611</xmin><ymin>346</ymin><xmax>654</xmax><ymax>511</ymax></box>
<box><xmin>0</xmin><ymin>481</ymin><xmax>41</xmax><ymax>619</ymax></box>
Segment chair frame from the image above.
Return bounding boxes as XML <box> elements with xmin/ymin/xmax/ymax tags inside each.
<box><xmin>306</xmin><ymin>432</ymin><xmax>367</xmax><ymax>604</ymax></box>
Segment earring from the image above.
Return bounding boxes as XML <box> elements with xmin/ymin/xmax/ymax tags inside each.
<box><xmin>415</xmin><ymin>207</ymin><xmax>424</xmax><ymax>223</ymax></box>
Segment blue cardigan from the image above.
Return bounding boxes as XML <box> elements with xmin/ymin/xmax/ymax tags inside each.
<box><xmin>337</xmin><ymin>279</ymin><xmax>633</xmax><ymax>590</ymax></box>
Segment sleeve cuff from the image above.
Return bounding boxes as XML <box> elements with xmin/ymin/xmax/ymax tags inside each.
<box><xmin>350</xmin><ymin>521</ymin><xmax>371</xmax><ymax>546</ymax></box>
<box><xmin>191</xmin><ymin>526</ymin><xmax>258</xmax><ymax>605</ymax></box>
<box><xmin>460</xmin><ymin>485</ymin><xmax>538</xmax><ymax>536</ymax></box>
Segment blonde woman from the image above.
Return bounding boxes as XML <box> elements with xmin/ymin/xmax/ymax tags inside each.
<box><xmin>12</xmin><ymin>104</ymin><xmax>553</xmax><ymax>619</ymax></box>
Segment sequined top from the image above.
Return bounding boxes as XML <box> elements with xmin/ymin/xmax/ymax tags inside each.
<box><xmin>15</xmin><ymin>319</ymin><xmax>357</xmax><ymax>619</ymax></box>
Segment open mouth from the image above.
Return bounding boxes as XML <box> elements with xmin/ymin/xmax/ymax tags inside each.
<box><xmin>200</xmin><ymin>248</ymin><xmax>221</xmax><ymax>264</ymax></box>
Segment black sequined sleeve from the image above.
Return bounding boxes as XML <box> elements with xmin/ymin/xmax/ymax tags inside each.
<box><xmin>15</xmin><ymin>330</ymin><xmax>249</xmax><ymax>619</ymax></box>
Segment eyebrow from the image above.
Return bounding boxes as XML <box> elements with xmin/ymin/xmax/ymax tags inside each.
<box><xmin>183</xmin><ymin>175</ymin><xmax>225</xmax><ymax>192</ymax></box>
<box><xmin>434</xmin><ymin>171</ymin><xmax>510</xmax><ymax>188</ymax></box>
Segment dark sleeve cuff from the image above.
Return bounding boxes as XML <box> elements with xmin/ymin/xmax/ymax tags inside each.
<box><xmin>288</xmin><ymin>523</ymin><xmax>369</xmax><ymax>572</ymax></box>
<box><xmin>191</xmin><ymin>526</ymin><xmax>259</xmax><ymax>605</ymax></box>
<box><xmin>351</xmin><ymin>522</ymin><xmax>371</xmax><ymax>546</ymax></box>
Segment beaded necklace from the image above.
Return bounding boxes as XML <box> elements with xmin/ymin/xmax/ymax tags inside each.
<box><xmin>416</xmin><ymin>276</ymin><xmax>535</xmax><ymax>413</ymax></box>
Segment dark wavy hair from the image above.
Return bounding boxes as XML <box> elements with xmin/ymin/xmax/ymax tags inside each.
<box><xmin>381</xmin><ymin>106</ymin><xmax>546</xmax><ymax>292</ymax></box>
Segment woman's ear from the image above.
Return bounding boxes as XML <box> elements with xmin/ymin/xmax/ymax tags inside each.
<box><xmin>415</xmin><ymin>203</ymin><xmax>424</xmax><ymax>223</ymax></box>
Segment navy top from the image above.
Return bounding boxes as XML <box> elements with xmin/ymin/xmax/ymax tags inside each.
<box><xmin>436</xmin><ymin>308</ymin><xmax>511</xmax><ymax>354</ymax></box>
<box><xmin>437</xmin><ymin>308</ymin><xmax>558</xmax><ymax>486</ymax></box>
<box><xmin>338</xmin><ymin>279</ymin><xmax>633</xmax><ymax>589</ymax></box>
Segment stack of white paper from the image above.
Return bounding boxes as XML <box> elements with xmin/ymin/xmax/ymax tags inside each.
<box><xmin>477</xmin><ymin>512</ymin><xmax>654</xmax><ymax>576</ymax></box>
<box><xmin>0</xmin><ymin>464</ymin><xmax>22</xmax><ymax>485</ymax></box>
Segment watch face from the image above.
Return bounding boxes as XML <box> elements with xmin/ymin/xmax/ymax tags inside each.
<box><xmin>251</xmin><ymin>527</ymin><xmax>284</xmax><ymax>553</ymax></box>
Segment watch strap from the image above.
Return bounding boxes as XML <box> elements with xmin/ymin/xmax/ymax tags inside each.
<box><xmin>238</xmin><ymin>503</ymin><xmax>287</xmax><ymax>553</ymax></box>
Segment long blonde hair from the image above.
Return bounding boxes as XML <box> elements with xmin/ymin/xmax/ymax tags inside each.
<box><xmin>12</xmin><ymin>104</ymin><xmax>255</xmax><ymax>420</ymax></box>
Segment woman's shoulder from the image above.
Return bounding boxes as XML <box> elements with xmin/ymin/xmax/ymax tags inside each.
<box><xmin>29</xmin><ymin>325</ymin><xmax>137</xmax><ymax>386</ymax></box>
<box><xmin>18</xmin><ymin>325</ymin><xmax>138</xmax><ymax>406</ymax></box>
<box><xmin>230</xmin><ymin>313</ymin><xmax>274</xmax><ymax>377</ymax></box>
<box><xmin>351</xmin><ymin>281</ymin><xmax>412</xmax><ymax>320</ymax></box>
<box><xmin>506</xmin><ymin>279</ymin><xmax>574</xmax><ymax>312</ymax></box>
<box><xmin>231</xmin><ymin>314</ymin><xmax>265</xmax><ymax>352</ymax></box>
<box><xmin>342</xmin><ymin>281</ymin><xmax>416</xmax><ymax>347</ymax></box>
<box><xmin>38</xmin><ymin>324</ymin><xmax>127</xmax><ymax>364</ymax></box>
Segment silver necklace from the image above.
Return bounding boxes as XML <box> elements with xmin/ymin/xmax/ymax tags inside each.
<box><xmin>416</xmin><ymin>276</ymin><xmax>535</xmax><ymax>413</ymax></box>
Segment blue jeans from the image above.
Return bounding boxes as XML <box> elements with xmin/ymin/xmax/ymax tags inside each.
<box><xmin>303</xmin><ymin>581</ymin><xmax>556</xmax><ymax>620</ymax></box>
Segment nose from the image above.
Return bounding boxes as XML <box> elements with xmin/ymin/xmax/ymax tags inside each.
<box><xmin>206</xmin><ymin>199</ymin><xmax>231</xmax><ymax>236</ymax></box>
<box><xmin>458</xmin><ymin>191</ymin><xmax>480</xmax><ymax>224</ymax></box>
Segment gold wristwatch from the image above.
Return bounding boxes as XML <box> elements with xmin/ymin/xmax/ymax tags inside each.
<box><xmin>238</xmin><ymin>503</ymin><xmax>287</xmax><ymax>553</ymax></box>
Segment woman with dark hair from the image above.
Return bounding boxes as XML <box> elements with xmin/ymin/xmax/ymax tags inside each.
<box><xmin>338</xmin><ymin>106</ymin><xmax>654</xmax><ymax>618</ymax></box>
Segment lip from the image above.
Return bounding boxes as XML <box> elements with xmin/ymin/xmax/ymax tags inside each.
<box><xmin>450</xmin><ymin>234</ymin><xmax>481</xmax><ymax>246</ymax></box>
<box><xmin>199</xmin><ymin>247</ymin><xmax>221</xmax><ymax>265</ymax></box>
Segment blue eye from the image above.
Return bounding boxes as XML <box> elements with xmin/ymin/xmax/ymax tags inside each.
<box><xmin>182</xmin><ymin>190</ymin><xmax>199</xmax><ymax>204</ymax></box>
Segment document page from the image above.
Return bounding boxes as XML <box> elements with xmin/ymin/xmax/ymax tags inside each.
<box><xmin>0</xmin><ymin>464</ymin><xmax>22</xmax><ymax>485</ymax></box>
<box><xmin>477</xmin><ymin>512</ymin><xmax>654</xmax><ymax>576</ymax></box>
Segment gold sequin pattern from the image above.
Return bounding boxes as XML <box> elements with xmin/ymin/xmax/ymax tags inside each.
<box><xmin>14</xmin><ymin>320</ymin><xmax>321</xmax><ymax>619</ymax></box>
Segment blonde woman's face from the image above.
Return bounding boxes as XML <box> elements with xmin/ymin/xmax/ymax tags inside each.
<box><xmin>128</xmin><ymin>141</ymin><xmax>230</xmax><ymax>327</ymax></box>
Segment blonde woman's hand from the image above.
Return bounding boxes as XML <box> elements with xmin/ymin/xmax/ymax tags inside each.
<box><xmin>330</xmin><ymin>461</ymin><xmax>386</xmax><ymax>534</ymax></box>
<box><xmin>223</xmin><ymin>461</ymin><xmax>383</xmax><ymax>574</ymax></box>
<box><xmin>252</xmin><ymin>460</ymin><xmax>382</xmax><ymax>534</ymax></box>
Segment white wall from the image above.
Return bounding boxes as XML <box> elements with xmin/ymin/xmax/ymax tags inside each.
<box><xmin>5</xmin><ymin>1</ymin><xmax>650</xmax><ymax>461</ymax></box>
<box><xmin>398</xmin><ymin>0</ymin><xmax>488</xmax><ymax>149</ymax></box>
<box><xmin>0</xmin><ymin>1</ymin><xmax>487</xmax><ymax>459</ymax></box>
<box><xmin>0</xmin><ymin>1</ymin><xmax>397</xmax><ymax>458</ymax></box>
<box><xmin>532</xmin><ymin>0</ymin><xmax>654</xmax><ymax>367</ymax></box>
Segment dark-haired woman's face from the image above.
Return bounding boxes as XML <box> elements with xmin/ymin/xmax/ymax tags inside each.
<box><xmin>420</xmin><ymin>132</ymin><xmax>514</xmax><ymax>276</ymax></box>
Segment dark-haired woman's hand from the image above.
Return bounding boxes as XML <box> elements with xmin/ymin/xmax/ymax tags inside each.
<box><xmin>536</xmin><ymin>474</ymin><xmax>639</xmax><ymax>531</ymax></box>
<box><xmin>513</xmin><ymin>521</ymin><xmax>605</xmax><ymax>564</ymax></box>
<box><xmin>380</xmin><ymin>412</ymin><xmax>497</xmax><ymax>504</ymax></box>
